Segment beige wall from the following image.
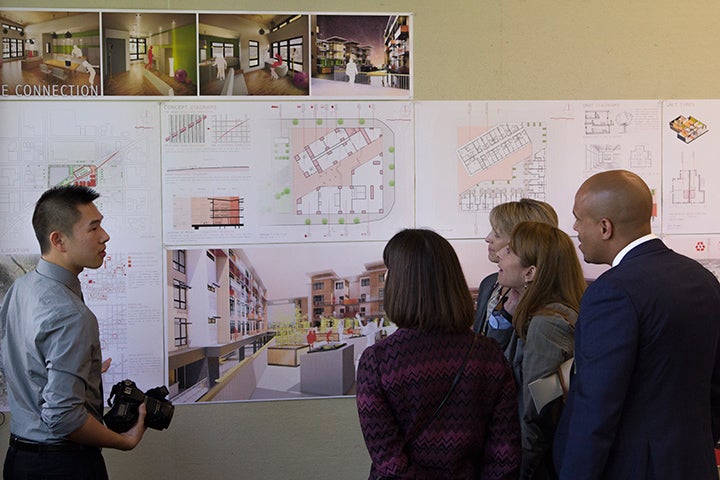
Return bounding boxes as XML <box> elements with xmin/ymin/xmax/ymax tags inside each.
<box><xmin>3</xmin><ymin>0</ymin><xmax>720</xmax><ymax>478</ymax></box>
<box><xmin>14</xmin><ymin>0</ymin><xmax>720</xmax><ymax>102</ymax></box>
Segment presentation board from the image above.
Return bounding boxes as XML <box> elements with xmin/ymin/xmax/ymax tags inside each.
<box><xmin>1</xmin><ymin>6</ymin><xmax>719</xmax><ymax>408</ymax></box>
<box><xmin>1</xmin><ymin>99</ymin><xmax>719</xmax><ymax>408</ymax></box>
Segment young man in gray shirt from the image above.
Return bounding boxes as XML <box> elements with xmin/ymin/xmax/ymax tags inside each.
<box><xmin>1</xmin><ymin>185</ymin><xmax>146</xmax><ymax>479</ymax></box>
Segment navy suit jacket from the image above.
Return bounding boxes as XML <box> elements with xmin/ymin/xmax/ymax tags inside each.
<box><xmin>554</xmin><ymin>239</ymin><xmax>720</xmax><ymax>479</ymax></box>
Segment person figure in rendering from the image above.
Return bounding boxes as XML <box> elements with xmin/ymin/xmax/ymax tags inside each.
<box><xmin>356</xmin><ymin>228</ymin><xmax>520</xmax><ymax>479</ymax></box>
<box><xmin>1</xmin><ymin>185</ymin><xmax>147</xmax><ymax>479</ymax></box>
<box><xmin>81</xmin><ymin>59</ymin><xmax>96</xmax><ymax>86</ymax></box>
<box><xmin>553</xmin><ymin>169</ymin><xmax>720</xmax><ymax>479</ymax></box>
<box><xmin>357</xmin><ymin>313</ymin><xmax>379</xmax><ymax>348</ymax></box>
<box><xmin>71</xmin><ymin>44</ymin><xmax>83</xmax><ymax>58</ymax></box>
<box><xmin>290</xmin><ymin>47</ymin><xmax>298</xmax><ymax>73</ymax></box>
<box><xmin>146</xmin><ymin>45</ymin><xmax>154</xmax><ymax>70</ymax></box>
<box><xmin>345</xmin><ymin>56</ymin><xmax>358</xmax><ymax>84</ymax></box>
<box><xmin>213</xmin><ymin>55</ymin><xmax>227</xmax><ymax>81</ymax></box>
<box><xmin>270</xmin><ymin>52</ymin><xmax>282</xmax><ymax>80</ymax></box>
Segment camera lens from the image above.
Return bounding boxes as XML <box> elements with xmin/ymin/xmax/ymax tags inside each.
<box><xmin>146</xmin><ymin>397</ymin><xmax>174</xmax><ymax>430</ymax></box>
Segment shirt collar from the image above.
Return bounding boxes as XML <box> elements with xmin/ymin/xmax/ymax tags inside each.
<box><xmin>612</xmin><ymin>233</ymin><xmax>658</xmax><ymax>267</ymax></box>
<box><xmin>36</xmin><ymin>257</ymin><xmax>83</xmax><ymax>300</ymax></box>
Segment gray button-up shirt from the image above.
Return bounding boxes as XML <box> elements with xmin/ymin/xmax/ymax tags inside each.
<box><xmin>0</xmin><ymin>258</ymin><xmax>104</xmax><ymax>442</ymax></box>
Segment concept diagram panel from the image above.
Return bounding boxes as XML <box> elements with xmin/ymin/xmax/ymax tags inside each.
<box><xmin>162</xmin><ymin>101</ymin><xmax>414</xmax><ymax>245</ymax></box>
<box><xmin>0</xmin><ymin>101</ymin><xmax>165</xmax><ymax>408</ymax></box>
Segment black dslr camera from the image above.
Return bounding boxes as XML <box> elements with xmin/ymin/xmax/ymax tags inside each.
<box><xmin>104</xmin><ymin>379</ymin><xmax>174</xmax><ymax>433</ymax></box>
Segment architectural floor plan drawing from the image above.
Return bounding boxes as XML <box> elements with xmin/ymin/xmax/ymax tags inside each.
<box><xmin>629</xmin><ymin>144</ymin><xmax>653</xmax><ymax>168</ymax></box>
<box><xmin>585</xmin><ymin>110</ymin><xmax>613</xmax><ymax>134</ymax></box>
<box><xmin>671</xmin><ymin>168</ymin><xmax>706</xmax><ymax>205</ymax></box>
<box><xmin>546</xmin><ymin>100</ymin><xmax>663</xmax><ymax>233</ymax></box>
<box><xmin>415</xmin><ymin>101</ymin><xmax>560</xmax><ymax>238</ymax></box>
<box><xmin>264</xmin><ymin>102</ymin><xmax>413</xmax><ymax>240</ymax></box>
<box><xmin>288</xmin><ymin>121</ymin><xmax>388</xmax><ymax>221</ymax></box>
<box><xmin>456</xmin><ymin>121</ymin><xmax>546</xmax><ymax>214</ymax></box>
<box><xmin>457</xmin><ymin>123</ymin><xmax>531</xmax><ymax>176</ymax></box>
<box><xmin>162</xmin><ymin>101</ymin><xmax>413</xmax><ymax>245</ymax></box>
<box><xmin>663</xmin><ymin>101</ymin><xmax>720</xmax><ymax>234</ymax></box>
<box><xmin>669</xmin><ymin>114</ymin><xmax>708</xmax><ymax>144</ymax></box>
<box><xmin>416</xmin><ymin>100</ymin><xmax>664</xmax><ymax>238</ymax></box>
<box><xmin>585</xmin><ymin>109</ymin><xmax>636</xmax><ymax>135</ymax></box>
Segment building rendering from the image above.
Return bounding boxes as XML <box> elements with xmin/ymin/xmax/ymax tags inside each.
<box><xmin>166</xmin><ymin>248</ymin><xmax>269</xmax><ymax>402</ymax></box>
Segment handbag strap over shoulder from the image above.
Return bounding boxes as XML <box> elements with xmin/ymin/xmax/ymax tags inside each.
<box><xmin>403</xmin><ymin>333</ymin><xmax>477</xmax><ymax>449</ymax></box>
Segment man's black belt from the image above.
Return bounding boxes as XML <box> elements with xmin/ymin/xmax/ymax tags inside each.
<box><xmin>9</xmin><ymin>434</ymin><xmax>92</xmax><ymax>453</ymax></box>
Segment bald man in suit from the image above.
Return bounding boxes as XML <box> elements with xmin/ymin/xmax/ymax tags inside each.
<box><xmin>553</xmin><ymin>169</ymin><xmax>720</xmax><ymax>479</ymax></box>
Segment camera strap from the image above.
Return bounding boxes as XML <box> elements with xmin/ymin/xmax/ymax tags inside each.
<box><xmin>106</xmin><ymin>382</ymin><xmax>120</xmax><ymax>407</ymax></box>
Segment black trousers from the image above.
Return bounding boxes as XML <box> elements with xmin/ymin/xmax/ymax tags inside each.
<box><xmin>4</xmin><ymin>444</ymin><xmax>108</xmax><ymax>480</ymax></box>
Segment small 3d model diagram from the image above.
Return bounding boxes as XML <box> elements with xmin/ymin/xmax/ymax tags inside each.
<box><xmin>669</xmin><ymin>115</ymin><xmax>708</xmax><ymax>143</ymax></box>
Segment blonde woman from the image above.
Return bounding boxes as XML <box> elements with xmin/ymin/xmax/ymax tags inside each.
<box><xmin>473</xmin><ymin>199</ymin><xmax>559</xmax><ymax>354</ymax></box>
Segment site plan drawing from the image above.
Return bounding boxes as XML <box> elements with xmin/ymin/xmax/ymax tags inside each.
<box><xmin>161</xmin><ymin>101</ymin><xmax>414</xmax><ymax>245</ymax></box>
<box><xmin>0</xmin><ymin>101</ymin><xmax>165</xmax><ymax>408</ymax></box>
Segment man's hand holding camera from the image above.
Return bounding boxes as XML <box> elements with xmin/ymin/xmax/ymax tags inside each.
<box><xmin>104</xmin><ymin>379</ymin><xmax>174</xmax><ymax>434</ymax></box>
<box><xmin>117</xmin><ymin>401</ymin><xmax>148</xmax><ymax>451</ymax></box>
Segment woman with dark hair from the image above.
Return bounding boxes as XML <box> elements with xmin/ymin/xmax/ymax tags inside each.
<box><xmin>495</xmin><ymin>222</ymin><xmax>586</xmax><ymax>479</ymax></box>
<box><xmin>356</xmin><ymin>228</ymin><xmax>521</xmax><ymax>479</ymax></box>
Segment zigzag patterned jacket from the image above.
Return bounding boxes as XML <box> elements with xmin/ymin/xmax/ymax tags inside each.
<box><xmin>356</xmin><ymin>328</ymin><xmax>521</xmax><ymax>479</ymax></box>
